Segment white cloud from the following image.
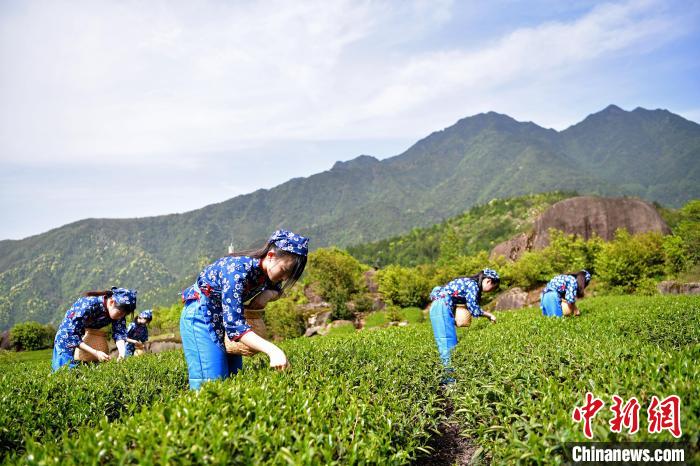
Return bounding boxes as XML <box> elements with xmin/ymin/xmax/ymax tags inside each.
<box><xmin>0</xmin><ymin>0</ymin><xmax>697</xmax><ymax>239</ymax></box>
<box><xmin>358</xmin><ymin>0</ymin><xmax>686</xmax><ymax>130</ymax></box>
<box><xmin>0</xmin><ymin>0</ymin><xmax>450</xmax><ymax>165</ymax></box>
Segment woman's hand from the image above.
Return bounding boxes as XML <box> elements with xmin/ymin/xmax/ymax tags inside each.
<box><xmin>95</xmin><ymin>351</ymin><xmax>111</xmax><ymax>362</ymax></box>
<box><xmin>239</xmin><ymin>332</ymin><xmax>289</xmax><ymax>370</ymax></box>
<box><xmin>489</xmin><ymin>314</ymin><xmax>497</xmax><ymax>324</ymax></box>
<box><xmin>268</xmin><ymin>348</ymin><xmax>289</xmax><ymax>370</ymax></box>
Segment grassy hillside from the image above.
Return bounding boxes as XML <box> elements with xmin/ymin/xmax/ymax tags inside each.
<box><xmin>347</xmin><ymin>192</ymin><xmax>572</xmax><ymax>267</ymax></box>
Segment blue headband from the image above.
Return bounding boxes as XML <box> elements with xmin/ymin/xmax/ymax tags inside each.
<box><xmin>138</xmin><ymin>309</ymin><xmax>153</xmax><ymax>321</ymax></box>
<box><xmin>111</xmin><ymin>287</ymin><xmax>137</xmax><ymax>306</ymax></box>
<box><xmin>268</xmin><ymin>229</ymin><xmax>309</xmax><ymax>257</ymax></box>
<box><xmin>482</xmin><ymin>268</ymin><xmax>500</xmax><ymax>281</ymax></box>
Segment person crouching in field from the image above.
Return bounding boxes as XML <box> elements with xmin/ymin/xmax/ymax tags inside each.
<box><xmin>52</xmin><ymin>287</ymin><xmax>137</xmax><ymax>371</ymax></box>
<box><xmin>428</xmin><ymin>269</ymin><xmax>500</xmax><ymax>373</ymax></box>
<box><xmin>180</xmin><ymin>230</ymin><xmax>308</xmax><ymax>390</ymax></box>
<box><xmin>125</xmin><ymin>310</ymin><xmax>152</xmax><ymax>357</ymax></box>
<box><xmin>540</xmin><ymin>270</ymin><xmax>591</xmax><ymax>318</ymax></box>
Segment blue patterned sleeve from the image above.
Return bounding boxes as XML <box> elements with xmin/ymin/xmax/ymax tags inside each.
<box><xmin>139</xmin><ymin>327</ymin><xmax>149</xmax><ymax>343</ymax></box>
<box><xmin>112</xmin><ymin>317</ymin><xmax>128</xmax><ymax>341</ymax></box>
<box><xmin>221</xmin><ymin>264</ymin><xmax>252</xmax><ymax>341</ymax></box>
<box><xmin>59</xmin><ymin>299</ymin><xmax>91</xmax><ymax>349</ymax></box>
<box><xmin>464</xmin><ymin>280</ymin><xmax>484</xmax><ymax>317</ymax></box>
<box><xmin>564</xmin><ymin>276</ymin><xmax>578</xmax><ymax>304</ymax></box>
<box><xmin>126</xmin><ymin>322</ymin><xmax>135</xmax><ymax>337</ymax></box>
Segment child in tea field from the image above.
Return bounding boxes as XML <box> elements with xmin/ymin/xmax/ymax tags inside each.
<box><xmin>428</xmin><ymin>269</ymin><xmax>500</xmax><ymax>371</ymax></box>
<box><xmin>540</xmin><ymin>270</ymin><xmax>591</xmax><ymax>318</ymax></box>
<box><xmin>180</xmin><ymin>229</ymin><xmax>308</xmax><ymax>390</ymax></box>
<box><xmin>52</xmin><ymin>287</ymin><xmax>137</xmax><ymax>371</ymax></box>
<box><xmin>124</xmin><ymin>309</ymin><xmax>152</xmax><ymax>357</ymax></box>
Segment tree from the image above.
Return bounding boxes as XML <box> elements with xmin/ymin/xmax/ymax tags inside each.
<box><xmin>307</xmin><ymin>248</ymin><xmax>366</xmax><ymax>319</ymax></box>
<box><xmin>10</xmin><ymin>321</ymin><xmax>53</xmax><ymax>351</ymax></box>
<box><xmin>377</xmin><ymin>265</ymin><xmax>432</xmax><ymax>308</ymax></box>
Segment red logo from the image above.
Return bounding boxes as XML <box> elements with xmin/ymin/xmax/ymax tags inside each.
<box><xmin>572</xmin><ymin>392</ymin><xmax>605</xmax><ymax>439</ymax></box>
<box><xmin>609</xmin><ymin>395</ymin><xmax>640</xmax><ymax>434</ymax></box>
<box><xmin>648</xmin><ymin>395</ymin><xmax>682</xmax><ymax>438</ymax></box>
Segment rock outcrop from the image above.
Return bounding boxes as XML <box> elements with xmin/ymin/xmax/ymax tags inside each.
<box><xmin>491</xmin><ymin>196</ymin><xmax>670</xmax><ymax>261</ymax></box>
<box><xmin>657</xmin><ymin>281</ymin><xmax>700</xmax><ymax>295</ymax></box>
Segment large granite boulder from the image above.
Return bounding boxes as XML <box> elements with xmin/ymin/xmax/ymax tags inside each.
<box><xmin>491</xmin><ymin>287</ymin><xmax>530</xmax><ymax>311</ymax></box>
<box><xmin>0</xmin><ymin>330</ymin><xmax>11</xmax><ymax>350</ymax></box>
<box><xmin>491</xmin><ymin>196</ymin><xmax>670</xmax><ymax>261</ymax></box>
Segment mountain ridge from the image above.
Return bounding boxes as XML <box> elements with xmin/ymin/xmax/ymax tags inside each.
<box><xmin>1</xmin><ymin>105</ymin><xmax>698</xmax><ymax>329</ymax></box>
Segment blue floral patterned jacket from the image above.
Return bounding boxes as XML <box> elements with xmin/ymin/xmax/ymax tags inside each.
<box><xmin>54</xmin><ymin>296</ymin><xmax>127</xmax><ymax>353</ymax></box>
<box><xmin>543</xmin><ymin>275</ymin><xmax>579</xmax><ymax>304</ymax></box>
<box><xmin>430</xmin><ymin>277</ymin><xmax>484</xmax><ymax>317</ymax></box>
<box><xmin>125</xmin><ymin>322</ymin><xmax>149</xmax><ymax>354</ymax></box>
<box><xmin>182</xmin><ymin>256</ymin><xmax>281</xmax><ymax>346</ymax></box>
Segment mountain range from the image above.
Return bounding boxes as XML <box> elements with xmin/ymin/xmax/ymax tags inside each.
<box><xmin>1</xmin><ymin>104</ymin><xmax>698</xmax><ymax>329</ymax></box>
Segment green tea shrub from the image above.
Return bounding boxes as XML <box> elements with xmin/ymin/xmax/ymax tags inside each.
<box><xmin>449</xmin><ymin>295</ymin><xmax>699</xmax><ymax>463</ymax></box>
<box><xmin>0</xmin><ymin>351</ymin><xmax>188</xmax><ymax>458</ymax></box>
<box><xmin>18</xmin><ymin>327</ymin><xmax>444</xmax><ymax>465</ymax></box>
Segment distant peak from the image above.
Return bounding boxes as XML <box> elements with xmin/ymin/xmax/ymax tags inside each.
<box><xmin>575</xmin><ymin>104</ymin><xmax>628</xmax><ymax>124</ymax></box>
<box><xmin>450</xmin><ymin>111</ymin><xmax>521</xmax><ymax>131</ymax></box>
<box><xmin>601</xmin><ymin>104</ymin><xmax>625</xmax><ymax>113</ymax></box>
<box><xmin>331</xmin><ymin>155</ymin><xmax>379</xmax><ymax>170</ymax></box>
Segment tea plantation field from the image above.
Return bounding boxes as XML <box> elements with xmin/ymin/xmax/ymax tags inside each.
<box><xmin>1</xmin><ymin>295</ymin><xmax>697</xmax><ymax>464</ymax></box>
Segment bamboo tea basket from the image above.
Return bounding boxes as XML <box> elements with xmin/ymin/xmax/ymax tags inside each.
<box><xmin>74</xmin><ymin>328</ymin><xmax>109</xmax><ymax>362</ymax></box>
<box><xmin>455</xmin><ymin>305</ymin><xmax>472</xmax><ymax>328</ymax></box>
<box><xmin>225</xmin><ymin>310</ymin><xmax>267</xmax><ymax>356</ymax></box>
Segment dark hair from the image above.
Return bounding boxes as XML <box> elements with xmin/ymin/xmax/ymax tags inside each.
<box><xmin>468</xmin><ymin>271</ymin><xmax>501</xmax><ymax>302</ymax></box>
<box><xmin>83</xmin><ymin>289</ymin><xmax>137</xmax><ymax>314</ymax></box>
<box><xmin>230</xmin><ymin>243</ymin><xmax>307</xmax><ymax>293</ymax></box>
<box><xmin>567</xmin><ymin>271</ymin><xmax>588</xmax><ymax>299</ymax></box>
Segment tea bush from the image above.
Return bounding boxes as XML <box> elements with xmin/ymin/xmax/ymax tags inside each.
<box><xmin>448</xmin><ymin>295</ymin><xmax>699</xmax><ymax>463</ymax></box>
<box><xmin>17</xmin><ymin>327</ymin><xmax>443</xmax><ymax>465</ymax></box>
<box><xmin>0</xmin><ymin>351</ymin><xmax>188</xmax><ymax>459</ymax></box>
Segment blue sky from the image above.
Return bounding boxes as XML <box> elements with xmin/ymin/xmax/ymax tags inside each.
<box><xmin>1</xmin><ymin>0</ymin><xmax>699</xmax><ymax>240</ymax></box>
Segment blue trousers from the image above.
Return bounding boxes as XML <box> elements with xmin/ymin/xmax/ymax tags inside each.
<box><xmin>51</xmin><ymin>346</ymin><xmax>77</xmax><ymax>372</ymax></box>
<box><xmin>541</xmin><ymin>290</ymin><xmax>563</xmax><ymax>317</ymax></box>
<box><xmin>429</xmin><ymin>299</ymin><xmax>458</xmax><ymax>367</ymax></box>
<box><xmin>180</xmin><ymin>298</ymin><xmax>243</xmax><ymax>390</ymax></box>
